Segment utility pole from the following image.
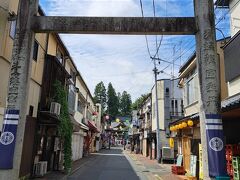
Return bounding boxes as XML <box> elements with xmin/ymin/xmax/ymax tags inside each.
<box><xmin>152</xmin><ymin>57</ymin><xmax>161</xmax><ymax>163</ymax></box>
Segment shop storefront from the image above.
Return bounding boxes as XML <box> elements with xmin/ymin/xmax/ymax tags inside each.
<box><xmin>170</xmin><ymin>115</ymin><xmax>200</xmax><ymax>178</ymax></box>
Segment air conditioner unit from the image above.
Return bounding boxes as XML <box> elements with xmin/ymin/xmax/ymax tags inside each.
<box><xmin>162</xmin><ymin>146</ymin><xmax>174</xmax><ymax>160</ymax></box>
<box><xmin>33</xmin><ymin>161</ymin><xmax>47</xmax><ymax>177</ymax></box>
<box><xmin>50</xmin><ymin>102</ymin><xmax>61</xmax><ymax>116</ymax></box>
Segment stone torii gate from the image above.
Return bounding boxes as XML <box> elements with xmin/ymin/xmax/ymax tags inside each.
<box><xmin>0</xmin><ymin>0</ymin><xmax>226</xmax><ymax>179</ymax></box>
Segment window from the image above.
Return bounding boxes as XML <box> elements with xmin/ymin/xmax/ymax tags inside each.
<box><xmin>175</xmin><ymin>100</ymin><xmax>178</xmax><ymax>114</ymax></box>
<box><xmin>32</xmin><ymin>40</ymin><xmax>39</xmax><ymax>61</ymax></box>
<box><xmin>185</xmin><ymin>75</ymin><xmax>199</xmax><ymax>105</ymax></box>
<box><xmin>70</xmin><ymin>69</ymin><xmax>76</xmax><ymax>83</ymax></box>
<box><xmin>9</xmin><ymin>20</ymin><xmax>17</xmax><ymax>39</ymax></box>
<box><xmin>171</xmin><ymin>100</ymin><xmax>174</xmax><ymax>114</ymax></box>
<box><xmin>77</xmin><ymin>99</ymin><xmax>85</xmax><ymax>114</ymax></box>
<box><xmin>56</xmin><ymin>48</ymin><xmax>63</xmax><ymax>64</ymax></box>
<box><xmin>181</xmin><ymin>100</ymin><xmax>184</xmax><ymax>113</ymax></box>
<box><xmin>166</xmin><ymin>88</ymin><xmax>169</xmax><ymax>96</ymax></box>
<box><xmin>29</xmin><ymin>105</ymin><xmax>34</xmax><ymax>116</ymax></box>
<box><xmin>68</xmin><ymin>84</ymin><xmax>76</xmax><ymax>113</ymax></box>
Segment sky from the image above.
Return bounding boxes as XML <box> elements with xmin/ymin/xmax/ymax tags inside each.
<box><xmin>39</xmin><ymin>0</ymin><xmax>229</xmax><ymax>101</ymax></box>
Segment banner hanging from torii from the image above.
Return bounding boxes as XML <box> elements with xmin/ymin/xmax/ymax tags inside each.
<box><xmin>205</xmin><ymin>114</ymin><xmax>227</xmax><ymax>177</ymax></box>
<box><xmin>0</xmin><ymin>109</ymin><xmax>19</xmax><ymax>169</ymax></box>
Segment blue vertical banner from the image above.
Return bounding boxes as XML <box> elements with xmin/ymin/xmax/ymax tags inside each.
<box><xmin>205</xmin><ymin>114</ymin><xmax>227</xmax><ymax>177</ymax></box>
<box><xmin>0</xmin><ymin>109</ymin><xmax>19</xmax><ymax>169</ymax></box>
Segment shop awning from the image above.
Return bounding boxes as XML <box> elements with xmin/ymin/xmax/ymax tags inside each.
<box><xmin>169</xmin><ymin>113</ymin><xmax>199</xmax><ymax>125</ymax></box>
<box><xmin>70</xmin><ymin>115</ymin><xmax>89</xmax><ymax>132</ymax></box>
<box><xmin>88</xmin><ymin>120</ymin><xmax>100</xmax><ymax>133</ymax></box>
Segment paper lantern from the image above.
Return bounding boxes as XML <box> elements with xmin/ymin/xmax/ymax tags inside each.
<box><xmin>179</xmin><ymin>124</ymin><xmax>183</xmax><ymax>129</ymax></box>
<box><xmin>176</xmin><ymin>125</ymin><xmax>179</xmax><ymax>129</ymax></box>
<box><xmin>92</xmin><ymin>112</ymin><xmax>98</xmax><ymax>115</ymax></box>
<box><xmin>116</xmin><ymin>118</ymin><xmax>120</xmax><ymax>123</ymax></box>
<box><xmin>105</xmin><ymin>115</ymin><xmax>109</xmax><ymax>120</ymax></box>
<box><xmin>182</xmin><ymin>122</ymin><xmax>187</xmax><ymax>128</ymax></box>
<box><xmin>188</xmin><ymin>120</ymin><xmax>193</xmax><ymax>126</ymax></box>
<box><xmin>170</xmin><ymin>127</ymin><xmax>173</xmax><ymax>131</ymax></box>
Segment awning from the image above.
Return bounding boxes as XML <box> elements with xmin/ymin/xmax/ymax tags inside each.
<box><xmin>79</xmin><ymin>122</ymin><xmax>89</xmax><ymax>131</ymax></box>
<box><xmin>70</xmin><ymin>115</ymin><xmax>89</xmax><ymax>132</ymax></box>
<box><xmin>88</xmin><ymin>120</ymin><xmax>100</xmax><ymax>133</ymax></box>
<box><xmin>221</xmin><ymin>93</ymin><xmax>240</xmax><ymax>112</ymax></box>
<box><xmin>169</xmin><ymin>113</ymin><xmax>199</xmax><ymax>126</ymax></box>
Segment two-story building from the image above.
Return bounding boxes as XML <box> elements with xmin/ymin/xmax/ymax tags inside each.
<box><xmin>137</xmin><ymin>94</ymin><xmax>152</xmax><ymax>158</ymax></box>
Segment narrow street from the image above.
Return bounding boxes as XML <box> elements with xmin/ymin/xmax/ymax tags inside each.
<box><xmin>68</xmin><ymin>147</ymin><xmax>145</xmax><ymax>180</ymax></box>
<box><xmin>67</xmin><ymin>147</ymin><xmax>173</xmax><ymax>180</ymax></box>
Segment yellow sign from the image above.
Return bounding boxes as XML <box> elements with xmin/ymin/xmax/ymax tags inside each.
<box><xmin>199</xmin><ymin>144</ymin><xmax>203</xmax><ymax>180</ymax></box>
<box><xmin>169</xmin><ymin>138</ymin><xmax>174</xmax><ymax>148</ymax></box>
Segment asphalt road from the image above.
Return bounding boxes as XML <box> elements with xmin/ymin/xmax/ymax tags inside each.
<box><xmin>68</xmin><ymin>147</ymin><xmax>143</xmax><ymax>180</ymax></box>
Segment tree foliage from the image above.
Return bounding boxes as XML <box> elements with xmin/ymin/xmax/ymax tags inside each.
<box><xmin>107</xmin><ymin>83</ymin><xmax>119</xmax><ymax>117</ymax></box>
<box><xmin>93</xmin><ymin>82</ymin><xmax>132</xmax><ymax>117</ymax></box>
<box><xmin>131</xmin><ymin>93</ymin><xmax>150</xmax><ymax>110</ymax></box>
<box><xmin>119</xmin><ymin>91</ymin><xmax>132</xmax><ymax>116</ymax></box>
<box><xmin>93</xmin><ymin>81</ymin><xmax>107</xmax><ymax>111</ymax></box>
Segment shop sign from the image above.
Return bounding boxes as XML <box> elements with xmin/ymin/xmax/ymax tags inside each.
<box><xmin>0</xmin><ymin>109</ymin><xmax>19</xmax><ymax>169</ymax></box>
<box><xmin>199</xmin><ymin>144</ymin><xmax>203</xmax><ymax>179</ymax></box>
<box><xmin>205</xmin><ymin>114</ymin><xmax>227</xmax><ymax>177</ymax></box>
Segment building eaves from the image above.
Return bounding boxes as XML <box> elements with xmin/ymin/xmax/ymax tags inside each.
<box><xmin>169</xmin><ymin>113</ymin><xmax>199</xmax><ymax>126</ymax></box>
<box><xmin>221</xmin><ymin>92</ymin><xmax>240</xmax><ymax>112</ymax></box>
<box><xmin>222</xmin><ymin>30</ymin><xmax>240</xmax><ymax>49</ymax></box>
<box><xmin>179</xmin><ymin>52</ymin><xmax>196</xmax><ymax>73</ymax></box>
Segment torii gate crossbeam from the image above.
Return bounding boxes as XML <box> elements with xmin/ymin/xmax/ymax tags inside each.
<box><xmin>31</xmin><ymin>16</ymin><xmax>196</xmax><ymax>35</ymax></box>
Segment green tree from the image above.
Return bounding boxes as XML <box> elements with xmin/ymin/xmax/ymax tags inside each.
<box><xmin>120</xmin><ymin>91</ymin><xmax>132</xmax><ymax>116</ymax></box>
<box><xmin>93</xmin><ymin>81</ymin><xmax>107</xmax><ymax>111</ymax></box>
<box><xmin>131</xmin><ymin>93</ymin><xmax>150</xmax><ymax>110</ymax></box>
<box><xmin>117</xmin><ymin>92</ymin><xmax>121</xmax><ymax>114</ymax></box>
<box><xmin>107</xmin><ymin>83</ymin><xmax>119</xmax><ymax>117</ymax></box>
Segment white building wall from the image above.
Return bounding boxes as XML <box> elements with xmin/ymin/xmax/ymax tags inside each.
<box><xmin>230</xmin><ymin>0</ymin><xmax>240</xmax><ymax>36</ymax></box>
<box><xmin>228</xmin><ymin>76</ymin><xmax>240</xmax><ymax>96</ymax></box>
<box><xmin>152</xmin><ymin>79</ymin><xmax>183</xmax><ymax>132</ymax></box>
<box><xmin>72</xmin><ymin>131</ymin><xmax>84</xmax><ymax>161</ymax></box>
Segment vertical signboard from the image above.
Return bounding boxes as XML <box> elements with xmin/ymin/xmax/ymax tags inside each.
<box><xmin>0</xmin><ymin>109</ymin><xmax>19</xmax><ymax>169</ymax></box>
<box><xmin>205</xmin><ymin>114</ymin><xmax>227</xmax><ymax>177</ymax></box>
<box><xmin>199</xmin><ymin>144</ymin><xmax>203</xmax><ymax>180</ymax></box>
